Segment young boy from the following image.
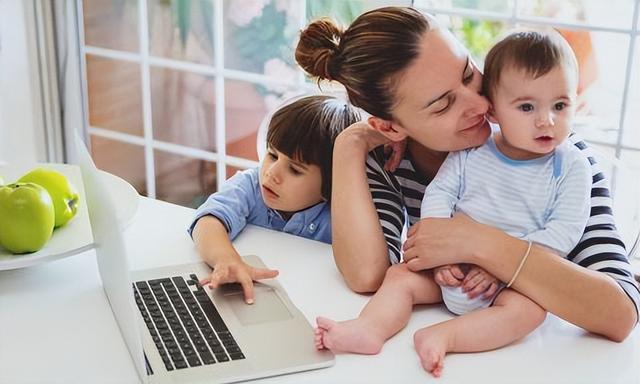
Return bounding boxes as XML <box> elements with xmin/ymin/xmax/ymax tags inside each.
<box><xmin>188</xmin><ymin>95</ymin><xmax>360</xmax><ymax>304</ymax></box>
<box><xmin>313</xmin><ymin>30</ymin><xmax>592</xmax><ymax>377</ymax></box>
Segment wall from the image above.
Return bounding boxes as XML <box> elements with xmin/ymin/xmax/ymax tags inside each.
<box><xmin>0</xmin><ymin>0</ymin><xmax>46</xmax><ymax>166</ymax></box>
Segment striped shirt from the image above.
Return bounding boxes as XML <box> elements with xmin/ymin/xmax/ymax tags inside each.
<box><xmin>422</xmin><ymin>135</ymin><xmax>591</xmax><ymax>255</ymax></box>
<box><xmin>421</xmin><ymin>135</ymin><xmax>592</xmax><ymax>316</ymax></box>
<box><xmin>366</xmin><ymin>133</ymin><xmax>640</xmax><ymax>318</ymax></box>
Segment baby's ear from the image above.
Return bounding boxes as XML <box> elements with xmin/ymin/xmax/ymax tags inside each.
<box><xmin>487</xmin><ymin>105</ymin><xmax>498</xmax><ymax>124</ymax></box>
<box><xmin>368</xmin><ymin>116</ymin><xmax>407</xmax><ymax>142</ymax></box>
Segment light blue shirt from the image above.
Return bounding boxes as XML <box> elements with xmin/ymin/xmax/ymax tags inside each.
<box><xmin>421</xmin><ymin>134</ymin><xmax>592</xmax><ymax>315</ymax></box>
<box><xmin>421</xmin><ymin>135</ymin><xmax>591</xmax><ymax>255</ymax></box>
<box><xmin>188</xmin><ymin>167</ymin><xmax>331</xmax><ymax>243</ymax></box>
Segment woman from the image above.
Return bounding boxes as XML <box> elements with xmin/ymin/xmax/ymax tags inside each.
<box><xmin>295</xmin><ymin>6</ymin><xmax>638</xmax><ymax>341</ymax></box>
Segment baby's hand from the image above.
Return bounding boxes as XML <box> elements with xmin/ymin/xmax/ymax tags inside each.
<box><xmin>433</xmin><ymin>264</ymin><xmax>465</xmax><ymax>287</ymax></box>
<box><xmin>200</xmin><ymin>259</ymin><xmax>278</xmax><ymax>304</ymax></box>
<box><xmin>461</xmin><ymin>266</ymin><xmax>499</xmax><ymax>299</ymax></box>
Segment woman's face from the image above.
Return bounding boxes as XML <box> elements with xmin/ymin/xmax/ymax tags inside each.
<box><xmin>390</xmin><ymin>28</ymin><xmax>491</xmax><ymax>152</ymax></box>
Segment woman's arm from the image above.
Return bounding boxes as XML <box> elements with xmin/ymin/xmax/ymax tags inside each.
<box><xmin>331</xmin><ymin>123</ymin><xmax>399</xmax><ymax>293</ymax></box>
<box><xmin>479</xmin><ymin>226</ymin><xmax>637</xmax><ymax>342</ymax></box>
<box><xmin>404</xmin><ymin>215</ymin><xmax>638</xmax><ymax>341</ymax></box>
<box><xmin>405</xmin><ymin>134</ymin><xmax>638</xmax><ymax>341</ymax></box>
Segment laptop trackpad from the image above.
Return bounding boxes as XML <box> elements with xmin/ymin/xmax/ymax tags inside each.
<box><xmin>225</xmin><ymin>287</ymin><xmax>293</xmax><ymax>325</ymax></box>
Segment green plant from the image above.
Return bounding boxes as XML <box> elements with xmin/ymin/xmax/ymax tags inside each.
<box><xmin>160</xmin><ymin>0</ymin><xmax>214</xmax><ymax>53</ymax></box>
<box><xmin>230</xmin><ymin>2</ymin><xmax>290</xmax><ymax>72</ymax></box>
<box><xmin>457</xmin><ymin>19</ymin><xmax>504</xmax><ymax>62</ymax></box>
<box><xmin>306</xmin><ymin>1</ymin><xmax>363</xmax><ymax>26</ymax></box>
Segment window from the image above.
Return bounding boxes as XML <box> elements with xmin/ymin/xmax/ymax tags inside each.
<box><xmin>77</xmin><ymin>0</ymin><xmax>408</xmax><ymax>208</ymax></box>
<box><xmin>76</xmin><ymin>0</ymin><xmax>639</xmax><ymax>247</ymax></box>
<box><xmin>414</xmin><ymin>0</ymin><xmax>640</xmax><ymax>248</ymax></box>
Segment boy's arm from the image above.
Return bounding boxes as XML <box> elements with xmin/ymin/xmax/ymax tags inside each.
<box><xmin>526</xmin><ymin>154</ymin><xmax>592</xmax><ymax>255</ymax></box>
<box><xmin>188</xmin><ymin>169</ymin><xmax>256</xmax><ymax>241</ymax></box>
<box><xmin>192</xmin><ymin>216</ymin><xmax>278</xmax><ymax>304</ymax></box>
<box><xmin>188</xmin><ymin>168</ymin><xmax>277</xmax><ymax>303</ymax></box>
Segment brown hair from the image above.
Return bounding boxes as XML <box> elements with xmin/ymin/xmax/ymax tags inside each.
<box><xmin>295</xmin><ymin>7</ymin><xmax>431</xmax><ymax>120</ymax></box>
<box><xmin>266</xmin><ymin>95</ymin><xmax>361</xmax><ymax>201</ymax></box>
<box><xmin>482</xmin><ymin>30</ymin><xmax>578</xmax><ymax>101</ymax></box>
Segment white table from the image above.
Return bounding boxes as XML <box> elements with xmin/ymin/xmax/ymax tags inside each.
<box><xmin>1</xmin><ymin>197</ymin><xmax>639</xmax><ymax>384</ymax></box>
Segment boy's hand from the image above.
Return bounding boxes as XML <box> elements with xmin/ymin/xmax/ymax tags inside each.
<box><xmin>461</xmin><ymin>266</ymin><xmax>499</xmax><ymax>299</ymax></box>
<box><xmin>200</xmin><ymin>259</ymin><xmax>279</xmax><ymax>304</ymax></box>
<box><xmin>433</xmin><ymin>264</ymin><xmax>465</xmax><ymax>287</ymax></box>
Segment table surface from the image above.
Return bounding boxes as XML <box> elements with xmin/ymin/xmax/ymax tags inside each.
<box><xmin>1</xmin><ymin>197</ymin><xmax>638</xmax><ymax>384</ymax></box>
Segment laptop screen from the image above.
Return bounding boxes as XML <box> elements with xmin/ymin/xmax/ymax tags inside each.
<box><xmin>73</xmin><ymin>133</ymin><xmax>148</xmax><ymax>383</ymax></box>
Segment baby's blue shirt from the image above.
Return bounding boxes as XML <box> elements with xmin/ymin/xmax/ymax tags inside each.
<box><xmin>188</xmin><ymin>167</ymin><xmax>331</xmax><ymax>243</ymax></box>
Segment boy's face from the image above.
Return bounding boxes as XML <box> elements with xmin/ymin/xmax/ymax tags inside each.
<box><xmin>259</xmin><ymin>147</ymin><xmax>324</xmax><ymax>215</ymax></box>
<box><xmin>488</xmin><ymin>65</ymin><xmax>577</xmax><ymax>160</ymax></box>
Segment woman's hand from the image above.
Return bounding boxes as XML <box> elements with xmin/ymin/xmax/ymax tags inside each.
<box><xmin>461</xmin><ymin>266</ymin><xmax>500</xmax><ymax>299</ymax></box>
<box><xmin>404</xmin><ymin>213</ymin><xmax>487</xmax><ymax>271</ymax></box>
<box><xmin>383</xmin><ymin>139</ymin><xmax>407</xmax><ymax>172</ymax></box>
<box><xmin>337</xmin><ymin>121</ymin><xmax>406</xmax><ymax>171</ymax></box>
<box><xmin>200</xmin><ymin>259</ymin><xmax>279</xmax><ymax>304</ymax></box>
<box><xmin>336</xmin><ymin>121</ymin><xmax>391</xmax><ymax>154</ymax></box>
<box><xmin>433</xmin><ymin>264</ymin><xmax>465</xmax><ymax>287</ymax></box>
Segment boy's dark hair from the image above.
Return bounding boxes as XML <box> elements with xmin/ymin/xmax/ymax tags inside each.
<box><xmin>482</xmin><ymin>30</ymin><xmax>578</xmax><ymax>101</ymax></box>
<box><xmin>266</xmin><ymin>95</ymin><xmax>361</xmax><ymax>201</ymax></box>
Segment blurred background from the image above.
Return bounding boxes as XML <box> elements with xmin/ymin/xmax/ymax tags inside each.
<box><xmin>0</xmin><ymin>0</ymin><xmax>639</xmax><ymax>256</ymax></box>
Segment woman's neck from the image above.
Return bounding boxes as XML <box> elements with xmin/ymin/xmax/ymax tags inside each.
<box><xmin>407</xmin><ymin>139</ymin><xmax>448</xmax><ymax>180</ymax></box>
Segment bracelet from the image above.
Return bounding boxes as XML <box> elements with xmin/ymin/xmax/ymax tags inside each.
<box><xmin>507</xmin><ymin>240</ymin><xmax>533</xmax><ymax>288</ymax></box>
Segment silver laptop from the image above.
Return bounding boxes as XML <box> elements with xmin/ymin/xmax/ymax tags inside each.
<box><xmin>73</xmin><ymin>134</ymin><xmax>334</xmax><ymax>383</ymax></box>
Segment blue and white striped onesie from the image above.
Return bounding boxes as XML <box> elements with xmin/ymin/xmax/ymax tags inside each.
<box><xmin>420</xmin><ymin>134</ymin><xmax>592</xmax><ymax>315</ymax></box>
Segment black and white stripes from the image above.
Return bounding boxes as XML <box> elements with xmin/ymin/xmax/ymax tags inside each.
<box><xmin>365</xmin><ymin>134</ymin><xmax>640</xmax><ymax>318</ymax></box>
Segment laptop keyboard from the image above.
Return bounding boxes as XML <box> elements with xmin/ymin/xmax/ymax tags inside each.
<box><xmin>133</xmin><ymin>275</ymin><xmax>245</xmax><ymax>372</ymax></box>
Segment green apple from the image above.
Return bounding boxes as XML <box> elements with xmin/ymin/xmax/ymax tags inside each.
<box><xmin>0</xmin><ymin>183</ymin><xmax>55</xmax><ymax>254</ymax></box>
<box><xmin>18</xmin><ymin>168</ymin><xmax>80</xmax><ymax>228</ymax></box>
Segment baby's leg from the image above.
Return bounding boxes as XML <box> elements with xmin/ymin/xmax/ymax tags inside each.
<box><xmin>413</xmin><ymin>288</ymin><xmax>546</xmax><ymax>377</ymax></box>
<box><xmin>316</xmin><ymin>263</ymin><xmax>442</xmax><ymax>354</ymax></box>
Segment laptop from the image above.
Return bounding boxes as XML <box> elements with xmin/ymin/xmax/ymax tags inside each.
<box><xmin>73</xmin><ymin>134</ymin><xmax>334</xmax><ymax>383</ymax></box>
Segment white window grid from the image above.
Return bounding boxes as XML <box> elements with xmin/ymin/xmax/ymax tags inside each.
<box><xmin>75</xmin><ymin>0</ymin><xmax>312</xmax><ymax>199</ymax></box>
<box><xmin>414</xmin><ymin>0</ymin><xmax>640</xmax><ymax>191</ymax></box>
<box><xmin>76</xmin><ymin>1</ymin><xmax>639</xmax><ymax>199</ymax></box>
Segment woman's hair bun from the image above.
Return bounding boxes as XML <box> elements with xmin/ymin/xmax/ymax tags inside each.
<box><xmin>295</xmin><ymin>18</ymin><xmax>343</xmax><ymax>81</ymax></box>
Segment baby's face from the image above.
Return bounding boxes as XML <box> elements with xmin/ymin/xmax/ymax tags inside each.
<box><xmin>259</xmin><ymin>147</ymin><xmax>324</xmax><ymax>215</ymax></box>
<box><xmin>488</xmin><ymin>65</ymin><xmax>577</xmax><ymax>160</ymax></box>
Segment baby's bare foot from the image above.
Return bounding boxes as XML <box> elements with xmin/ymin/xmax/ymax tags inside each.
<box><xmin>314</xmin><ymin>326</ymin><xmax>326</xmax><ymax>350</ymax></box>
<box><xmin>414</xmin><ymin>326</ymin><xmax>450</xmax><ymax>378</ymax></box>
<box><xmin>315</xmin><ymin>316</ymin><xmax>384</xmax><ymax>354</ymax></box>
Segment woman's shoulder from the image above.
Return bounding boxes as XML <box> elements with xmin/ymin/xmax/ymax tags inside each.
<box><xmin>564</xmin><ymin>133</ymin><xmax>607</xmax><ymax>171</ymax></box>
<box><xmin>554</xmin><ymin>139</ymin><xmax>591</xmax><ymax>171</ymax></box>
<box><xmin>567</xmin><ymin>133</ymin><xmax>595</xmax><ymax>158</ymax></box>
<box><xmin>367</xmin><ymin>147</ymin><xmax>428</xmax><ymax>189</ymax></box>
